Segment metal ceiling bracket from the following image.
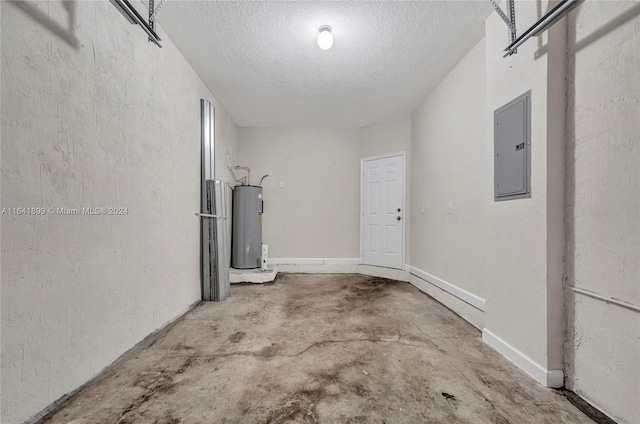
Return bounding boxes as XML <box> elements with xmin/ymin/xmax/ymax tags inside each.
<box><xmin>502</xmin><ymin>0</ymin><xmax>584</xmax><ymax>57</ymax></box>
<box><xmin>148</xmin><ymin>0</ymin><xmax>156</xmax><ymax>43</ymax></box>
<box><xmin>489</xmin><ymin>0</ymin><xmax>517</xmax><ymax>55</ymax></box>
<box><xmin>109</xmin><ymin>0</ymin><xmax>162</xmax><ymax>47</ymax></box>
<box><xmin>506</xmin><ymin>0</ymin><xmax>517</xmax><ymax>48</ymax></box>
<box><xmin>148</xmin><ymin>0</ymin><xmax>168</xmax><ymax>42</ymax></box>
<box><xmin>151</xmin><ymin>0</ymin><xmax>167</xmax><ymax>21</ymax></box>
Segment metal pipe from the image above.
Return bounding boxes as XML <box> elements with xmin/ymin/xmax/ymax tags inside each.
<box><xmin>195</xmin><ymin>212</ymin><xmax>227</xmax><ymax>220</ymax></box>
<box><xmin>504</xmin><ymin>0</ymin><xmax>584</xmax><ymax>56</ymax></box>
<box><xmin>109</xmin><ymin>0</ymin><xmax>162</xmax><ymax>47</ymax></box>
<box><xmin>571</xmin><ymin>286</ymin><xmax>640</xmax><ymax>313</ymax></box>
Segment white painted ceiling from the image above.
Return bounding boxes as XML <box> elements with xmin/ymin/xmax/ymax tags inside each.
<box><xmin>159</xmin><ymin>1</ymin><xmax>493</xmax><ymax>128</ymax></box>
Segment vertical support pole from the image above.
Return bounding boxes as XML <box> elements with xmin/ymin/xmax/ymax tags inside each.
<box><xmin>206</xmin><ymin>181</ymin><xmax>219</xmax><ymax>300</ymax></box>
<box><xmin>201</xmin><ymin>100</ymin><xmax>216</xmax><ymax>301</ymax></box>
<box><xmin>213</xmin><ymin>181</ymin><xmax>230</xmax><ymax>301</ymax></box>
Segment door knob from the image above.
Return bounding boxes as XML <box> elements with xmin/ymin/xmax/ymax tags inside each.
<box><xmin>397</xmin><ymin>216</ymin><xmax>401</xmax><ymax>221</ymax></box>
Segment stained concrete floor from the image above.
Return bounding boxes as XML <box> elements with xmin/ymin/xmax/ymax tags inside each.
<box><xmin>39</xmin><ymin>274</ymin><xmax>595</xmax><ymax>424</ymax></box>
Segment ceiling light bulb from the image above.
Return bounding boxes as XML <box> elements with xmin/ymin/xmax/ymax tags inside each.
<box><xmin>317</xmin><ymin>25</ymin><xmax>333</xmax><ymax>50</ymax></box>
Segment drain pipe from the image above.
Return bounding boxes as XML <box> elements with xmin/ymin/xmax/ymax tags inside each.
<box><xmin>571</xmin><ymin>286</ymin><xmax>640</xmax><ymax>313</ymax></box>
<box><xmin>232</xmin><ymin>166</ymin><xmax>251</xmax><ymax>186</ymax></box>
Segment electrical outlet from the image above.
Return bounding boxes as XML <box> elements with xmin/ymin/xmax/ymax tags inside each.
<box><xmin>279</xmin><ymin>181</ymin><xmax>284</xmax><ymax>188</ymax></box>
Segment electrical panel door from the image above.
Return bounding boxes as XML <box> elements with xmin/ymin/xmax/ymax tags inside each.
<box><xmin>494</xmin><ymin>91</ymin><xmax>531</xmax><ymax>201</ymax></box>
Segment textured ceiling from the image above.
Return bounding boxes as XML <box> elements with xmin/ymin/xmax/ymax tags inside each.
<box><xmin>159</xmin><ymin>1</ymin><xmax>493</xmax><ymax>128</ymax></box>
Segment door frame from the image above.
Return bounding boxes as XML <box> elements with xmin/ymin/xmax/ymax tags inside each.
<box><xmin>360</xmin><ymin>151</ymin><xmax>407</xmax><ymax>270</ymax></box>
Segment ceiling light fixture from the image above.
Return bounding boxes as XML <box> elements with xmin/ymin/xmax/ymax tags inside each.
<box><xmin>317</xmin><ymin>25</ymin><xmax>333</xmax><ymax>50</ymax></box>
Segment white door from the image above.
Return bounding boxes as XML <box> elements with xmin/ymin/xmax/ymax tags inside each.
<box><xmin>361</xmin><ymin>153</ymin><xmax>405</xmax><ymax>269</ymax></box>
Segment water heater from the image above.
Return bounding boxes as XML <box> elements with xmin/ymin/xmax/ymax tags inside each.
<box><xmin>231</xmin><ymin>186</ymin><xmax>263</xmax><ymax>269</ymax></box>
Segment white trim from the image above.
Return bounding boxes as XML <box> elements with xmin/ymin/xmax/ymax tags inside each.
<box><xmin>267</xmin><ymin>258</ymin><xmax>360</xmax><ymax>266</ymax></box>
<box><xmin>357</xmin><ymin>264</ymin><xmax>410</xmax><ymax>282</ymax></box>
<box><xmin>360</xmin><ymin>151</ymin><xmax>407</xmax><ymax>163</ymax></box>
<box><xmin>360</xmin><ymin>159</ymin><xmax>364</xmax><ymax>264</ymax></box>
<box><xmin>401</xmin><ymin>153</ymin><xmax>406</xmax><ymax>271</ymax></box>
<box><xmin>266</xmin><ymin>258</ymin><xmax>360</xmax><ymax>274</ymax></box>
<box><xmin>482</xmin><ymin>328</ymin><xmax>564</xmax><ymax>388</ymax></box>
<box><xmin>408</xmin><ymin>274</ymin><xmax>484</xmax><ymax>329</ymax></box>
<box><xmin>360</xmin><ymin>151</ymin><xmax>407</xmax><ymax>271</ymax></box>
<box><xmin>406</xmin><ymin>265</ymin><xmax>486</xmax><ymax>311</ymax></box>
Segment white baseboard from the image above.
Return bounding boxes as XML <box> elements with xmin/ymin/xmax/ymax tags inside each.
<box><xmin>406</xmin><ymin>265</ymin><xmax>486</xmax><ymax>311</ymax></box>
<box><xmin>267</xmin><ymin>258</ymin><xmax>360</xmax><ymax>265</ymax></box>
<box><xmin>482</xmin><ymin>328</ymin><xmax>564</xmax><ymax>388</ymax></box>
<box><xmin>267</xmin><ymin>258</ymin><xmax>360</xmax><ymax>273</ymax></box>
<box><xmin>267</xmin><ymin>259</ymin><xmax>412</xmax><ymax>280</ymax></box>
<box><xmin>408</xmin><ymin>274</ymin><xmax>484</xmax><ymax>329</ymax></box>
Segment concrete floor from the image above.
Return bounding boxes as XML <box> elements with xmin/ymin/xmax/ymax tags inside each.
<box><xmin>39</xmin><ymin>274</ymin><xmax>595</xmax><ymax>424</ymax></box>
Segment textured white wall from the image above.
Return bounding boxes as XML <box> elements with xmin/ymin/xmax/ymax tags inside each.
<box><xmin>484</xmin><ymin>2</ymin><xmax>547</xmax><ymax>369</ymax></box>
<box><xmin>410</xmin><ymin>40</ymin><xmax>490</xmax><ymax>309</ymax></box>
<box><xmin>484</xmin><ymin>0</ymin><xmax>566</xmax><ymax>372</ymax></box>
<box><xmin>565</xmin><ymin>3</ymin><xmax>640</xmax><ymax>423</ymax></box>
<box><xmin>0</xmin><ymin>1</ymin><xmax>237</xmax><ymax>423</ymax></box>
<box><xmin>409</xmin><ymin>0</ymin><xmax>567</xmax><ymax>378</ymax></box>
<box><xmin>359</xmin><ymin>116</ymin><xmax>411</xmax><ymax>159</ymax></box>
<box><xmin>237</xmin><ymin>127</ymin><xmax>360</xmax><ymax>259</ymax></box>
